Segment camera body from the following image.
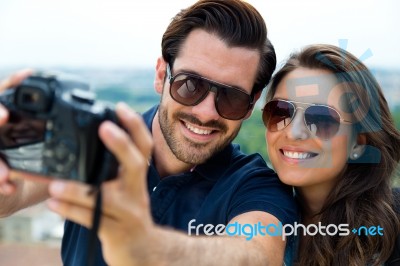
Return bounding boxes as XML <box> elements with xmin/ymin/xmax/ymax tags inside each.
<box><xmin>0</xmin><ymin>72</ymin><xmax>119</xmax><ymax>184</ymax></box>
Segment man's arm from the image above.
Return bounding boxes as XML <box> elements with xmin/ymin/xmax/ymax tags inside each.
<box><xmin>0</xmin><ymin>70</ymin><xmax>50</xmax><ymax>217</ymax></box>
<box><xmin>151</xmin><ymin>211</ymin><xmax>284</xmax><ymax>266</ymax></box>
<box><xmin>47</xmin><ymin>103</ymin><xmax>285</xmax><ymax>266</ymax></box>
<box><xmin>0</xmin><ymin>174</ymin><xmax>49</xmax><ymax>217</ymax></box>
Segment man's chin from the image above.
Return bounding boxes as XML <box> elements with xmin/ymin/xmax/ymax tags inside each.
<box><xmin>173</xmin><ymin>149</ymin><xmax>211</xmax><ymax>165</ymax></box>
<box><xmin>176</xmin><ymin>140</ymin><xmax>230</xmax><ymax>165</ymax></box>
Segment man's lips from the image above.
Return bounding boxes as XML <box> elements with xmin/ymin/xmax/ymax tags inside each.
<box><xmin>175</xmin><ymin>112</ymin><xmax>227</xmax><ymax>133</ymax></box>
<box><xmin>183</xmin><ymin>121</ymin><xmax>215</xmax><ymax>135</ymax></box>
<box><xmin>180</xmin><ymin>120</ymin><xmax>221</xmax><ymax>143</ymax></box>
<box><xmin>174</xmin><ymin>112</ymin><xmax>227</xmax><ymax>142</ymax></box>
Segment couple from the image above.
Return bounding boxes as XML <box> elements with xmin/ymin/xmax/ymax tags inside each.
<box><xmin>0</xmin><ymin>1</ymin><xmax>399</xmax><ymax>265</ymax></box>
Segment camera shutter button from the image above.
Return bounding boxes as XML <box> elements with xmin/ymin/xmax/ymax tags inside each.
<box><xmin>71</xmin><ymin>89</ymin><xmax>95</xmax><ymax>104</ymax></box>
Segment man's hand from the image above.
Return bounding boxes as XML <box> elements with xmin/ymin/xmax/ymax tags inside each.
<box><xmin>47</xmin><ymin>102</ymin><xmax>157</xmax><ymax>265</ymax></box>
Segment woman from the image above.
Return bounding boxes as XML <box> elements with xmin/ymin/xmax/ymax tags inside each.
<box><xmin>262</xmin><ymin>44</ymin><xmax>400</xmax><ymax>265</ymax></box>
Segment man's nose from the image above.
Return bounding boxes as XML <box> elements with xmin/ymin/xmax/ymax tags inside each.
<box><xmin>190</xmin><ymin>91</ymin><xmax>220</xmax><ymax>122</ymax></box>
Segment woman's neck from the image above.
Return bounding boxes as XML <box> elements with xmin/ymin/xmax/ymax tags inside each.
<box><xmin>296</xmin><ymin>182</ymin><xmax>335</xmax><ymax>223</ymax></box>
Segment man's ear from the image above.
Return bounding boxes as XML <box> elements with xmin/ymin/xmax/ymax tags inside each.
<box><xmin>154</xmin><ymin>57</ymin><xmax>167</xmax><ymax>95</ymax></box>
<box><xmin>243</xmin><ymin>90</ymin><xmax>263</xmax><ymax>120</ymax></box>
<box><xmin>350</xmin><ymin>134</ymin><xmax>367</xmax><ymax>160</ymax></box>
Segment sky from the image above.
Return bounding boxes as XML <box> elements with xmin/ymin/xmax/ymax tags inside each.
<box><xmin>0</xmin><ymin>0</ymin><xmax>398</xmax><ymax>69</ymax></box>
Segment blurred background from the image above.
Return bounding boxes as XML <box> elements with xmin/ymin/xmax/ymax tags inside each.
<box><xmin>0</xmin><ymin>0</ymin><xmax>399</xmax><ymax>265</ymax></box>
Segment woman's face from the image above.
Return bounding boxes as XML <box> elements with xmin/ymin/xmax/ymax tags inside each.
<box><xmin>266</xmin><ymin>67</ymin><xmax>358</xmax><ymax>192</ymax></box>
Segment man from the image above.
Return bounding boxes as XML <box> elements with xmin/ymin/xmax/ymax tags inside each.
<box><xmin>0</xmin><ymin>1</ymin><xmax>297</xmax><ymax>265</ymax></box>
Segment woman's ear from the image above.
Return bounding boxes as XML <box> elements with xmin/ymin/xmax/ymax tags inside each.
<box><xmin>154</xmin><ymin>57</ymin><xmax>167</xmax><ymax>95</ymax></box>
<box><xmin>350</xmin><ymin>134</ymin><xmax>367</xmax><ymax>160</ymax></box>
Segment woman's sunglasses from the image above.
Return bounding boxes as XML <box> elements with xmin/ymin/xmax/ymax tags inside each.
<box><xmin>262</xmin><ymin>99</ymin><xmax>352</xmax><ymax>140</ymax></box>
<box><xmin>166</xmin><ymin>64</ymin><xmax>254</xmax><ymax>120</ymax></box>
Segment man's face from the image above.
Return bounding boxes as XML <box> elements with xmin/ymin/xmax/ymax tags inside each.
<box><xmin>156</xmin><ymin>29</ymin><xmax>260</xmax><ymax>164</ymax></box>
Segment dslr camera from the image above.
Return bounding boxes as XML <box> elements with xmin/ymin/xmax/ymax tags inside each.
<box><xmin>0</xmin><ymin>72</ymin><xmax>119</xmax><ymax>184</ymax></box>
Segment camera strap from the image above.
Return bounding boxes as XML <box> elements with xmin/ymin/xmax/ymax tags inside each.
<box><xmin>87</xmin><ymin>109</ymin><xmax>120</xmax><ymax>266</ymax></box>
<box><xmin>86</xmin><ymin>152</ymin><xmax>113</xmax><ymax>266</ymax></box>
<box><xmin>87</xmin><ymin>188</ymin><xmax>103</xmax><ymax>266</ymax></box>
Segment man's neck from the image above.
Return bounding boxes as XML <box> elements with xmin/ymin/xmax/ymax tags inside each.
<box><xmin>151</xmin><ymin>111</ymin><xmax>194</xmax><ymax>178</ymax></box>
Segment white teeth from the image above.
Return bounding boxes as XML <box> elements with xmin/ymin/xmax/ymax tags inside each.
<box><xmin>283</xmin><ymin>151</ymin><xmax>313</xmax><ymax>159</ymax></box>
<box><xmin>185</xmin><ymin>122</ymin><xmax>212</xmax><ymax>135</ymax></box>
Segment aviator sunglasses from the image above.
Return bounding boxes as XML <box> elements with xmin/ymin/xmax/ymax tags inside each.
<box><xmin>166</xmin><ymin>64</ymin><xmax>254</xmax><ymax>120</ymax></box>
<box><xmin>262</xmin><ymin>99</ymin><xmax>352</xmax><ymax>140</ymax></box>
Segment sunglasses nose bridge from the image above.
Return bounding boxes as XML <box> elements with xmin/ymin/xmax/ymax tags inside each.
<box><xmin>203</xmin><ymin>83</ymin><xmax>220</xmax><ymax>101</ymax></box>
<box><xmin>208</xmin><ymin>84</ymin><xmax>218</xmax><ymax>94</ymax></box>
<box><xmin>189</xmin><ymin>84</ymin><xmax>221</xmax><ymax>121</ymax></box>
<box><xmin>209</xmin><ymin>85</ymin><xmax>227</xmax><ymax>118</ymax></box>
<box><xmin>291</xmin><ymin>107</ymin><xmax>305</xmax><ymax>126</ymax></box>
<box><xmin>195</xmin><ymin>83</ymin><xmax>218</xmax><ymax>105</ymax></box>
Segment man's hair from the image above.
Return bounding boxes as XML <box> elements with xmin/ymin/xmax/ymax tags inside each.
<box><xmin>161</xmin><ymin>0</ymin><xmax>276</xmax><ymax>94</ymax></box>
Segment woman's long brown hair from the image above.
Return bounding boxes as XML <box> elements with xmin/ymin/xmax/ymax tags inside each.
<box><xmin>266</xmin><ymin>44</ymin><xmax>400</xmax><ymax>265</ymax></box>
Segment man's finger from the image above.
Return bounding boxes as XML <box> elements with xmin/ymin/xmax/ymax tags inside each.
<box><xmin>0</xmin><ymin>106</ymin><xmax>9</xmax><ymax>125</ymax></box>
<box><xmin>98</xmin><ymin>121</ymin><xmax>148</xmax><ymax>197</ymax></box>
<box><xmin>0</xmin><ymin>69</ymin><xmax>33</xmax><ymax>92</ymax></box>
<box><xmin>47</xmin><ymin>198</ymin><xmax>95</xmax><ymax>228</ymax></box>
<box><xmin>48</xmin><ymin>180</ymin><xmax>96</xmax><ymax>209</ymax></box>
<box><xmin>115</xmin><ymin>102</ymin><xmax>153</xmax><ymax>162</ymax></box>
<box><xmin>0</xmin><ymin>69</ymin><xmax>33</xmax><ymax>125</ymax></box>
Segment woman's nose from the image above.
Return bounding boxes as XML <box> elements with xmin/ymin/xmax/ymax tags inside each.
<box><xmin>285</xmin><ymin>109</ymin><xmax>310</xmax><ymax>140</ymax></box>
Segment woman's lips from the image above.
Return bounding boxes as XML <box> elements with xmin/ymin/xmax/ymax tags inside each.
<box><xmin>280</xmin><ymin>149</ymin><xmax>318</xmax><ymax>160</ymax></box>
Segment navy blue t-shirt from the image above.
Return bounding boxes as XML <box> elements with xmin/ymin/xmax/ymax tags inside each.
<box><xmin>61</xmin><ymin>105</ymin><xmax>298</xmax><ymax>265</ymax></box>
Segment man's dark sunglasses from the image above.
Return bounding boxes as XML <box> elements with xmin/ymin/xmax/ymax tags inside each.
<box><xmin>262</xmin><ymin>99</ymin><xmax>352</xmax><ymax>140</ymax></box>
<box><xmin>166</xmin><ymin>64</ymin><xmax>254</xmax><ymax>120</ymax></box>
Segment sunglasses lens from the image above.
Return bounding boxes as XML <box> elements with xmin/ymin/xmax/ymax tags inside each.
<box><xmin>170</xmin><ymin>74</ymin><xmax>208</xmax><ymax>105</ymax></box>
<box><xmin>263</xmin><ymin>100</ymin><xmax>295</xmax><ymax>131</ymax></box>
<box><xmin>170</xmin><ymin>73</ymin><xmax>251</xmax><ymax>120</ymax></box>
<box><xmin>216</xmin><ymin>86</ymin><xmax>251</xmax><ymax>120</ymax></box>
<box><xmin>305</xmin><ymin>106</ymin><xmax>340</xmax><ymax>139</ymax></box>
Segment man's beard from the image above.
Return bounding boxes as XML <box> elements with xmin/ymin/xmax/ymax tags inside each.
<box><xmin>158</xmin><ymin>104</ymin><xmax>241</xmax><ymax>165</ymax></box>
